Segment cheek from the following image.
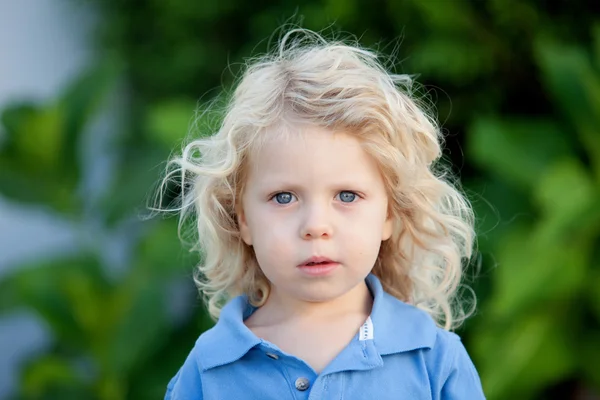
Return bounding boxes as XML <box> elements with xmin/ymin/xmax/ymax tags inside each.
<box><xmin>251</xmin><ymin>231</ymin><xmax>296</xmax><ymax>279</ymax></box>
<box><xmin>350</xmin><ymin>203</ymin><xmax>389</xmax><ymax>234</ymax></box>
<box><xmin>344</xmin><ymin>207</ymin><xmax>390</xmax><ymax>254</ymax></box>
<box><xmin>247</xmin><ymin>210</ymin><xmax>295</xmax><ymax>261</ymax></box>
<box><xmin>248</xmin><ymin>210</ymin><xmax>292</xmax><ymax>242</ymax></box>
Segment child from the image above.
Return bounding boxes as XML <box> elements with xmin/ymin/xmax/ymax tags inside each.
<box><xmin>162</xmin><ymin>29</ymin><xmax>485</xmax><ymax>399</ymax></box>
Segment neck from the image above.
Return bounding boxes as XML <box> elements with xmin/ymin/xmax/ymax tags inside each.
<box><xmin>257</xmin><ymin>281</ymin><xmax>373</xmax><ymax>325</ymax></box>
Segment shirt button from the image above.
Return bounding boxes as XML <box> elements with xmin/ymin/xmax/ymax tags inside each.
<box><xmin>265</xmin><ymin>352</ymin><xmax>279</xmax><ymax>360</ymax></box>
<box><xmin>295</xmin><ymin>377</ymin><xmax>310</xmax><ymax>391</ymax></box>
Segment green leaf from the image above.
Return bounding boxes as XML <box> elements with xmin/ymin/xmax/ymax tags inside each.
<box><xmin>0</xmin><ymin>255</ymin><xmax>110</xmax><ymax>348</ymax></box>
<box><xmin>409</xmin><ymin>0</ymin><xmax>477</xmax><ymax>33</ymax></box>
<box><xmin>534</xmin><ymin>157</ymin><xmax>596</xmax><ymax>226</ymax></box>
<box><xmin>1</xmin><ymin>103</ymin><xmax>64</xmax><ymax>170</ymax></box>
<box><xmin>587</xmin><ymin>268</ymin><xmax>600</xmax><ymax>323</ymax></box>
<box><xmin>472</xmin><ymin>310</ymin><xmax>575</xmax><ymax>400</ymax></box>
<box><xmin>21</xmin><ymin>355</ymin><xmax>85</xmax><ymax>399</ymax></box>
<box><xmin>134</xmin><ymin>219</ymin><xmax>193</xmax><ymax>277</ymax></box>
<box><xmin>489</xmin><ymin>223</ymin><xmax>588</xmax><ymax>318</ymax></box>
<box><xmin>325</xmin><ymin>0</ymin><xmax>357</xmax><ymax>24</ymax></box>
<box><xmin>593</xmin><ymin>23</ymin><xmax>600</xmax><ymax>69</ymax></box>
<box><xmin>535</xmin><ymin>38</ymin><xmax>600</xmax><ymax>179</ymax></box>
<box><xmin>0</xmin><ymin>167</ymin><xmax>78</xmax><ymax>214</ymax></box>
<box><xmin>59</xmin><ymin>60</ymin><xmax>120</xmax><ymax>168</ymax></box>
<box><xmin>487</xmin><ymin>0</ymin><xmax>540</xmax><ymax>33</ymax></box>
<box><xmin>467</xmin><ymin>117</ymin><xmax>572</xmax><ymax>190</ymax></box>
<box><xmin>146</xmin><ymin>98</ymin><xmax>197</xmax><ymax>148</ymax></box>
<box><xmin>99</xmin><ymin>142</ymin><xmax>170</xmax><ymax>225</ymax></box>
<box><xmin>465</xmin><ymin>176</ymin><xmax>530</xmax><ymax>255</ymax></box>
<box><xmin>409</xmin><ymin>39</ymin><xmax>494</xmax><ymax>83</ymax></box>
<box><xmin>578</xmin><ymin>328</ymin><xmax>600</xmax><ymax>388</ymax></box>
<box><xmin>105</xmin><ymin>279</ymin><xmax>169</xmax><ymax>376</ymax></box>
<box><xmin>0</xmin><ymin>63</ymin><xmax>118</xmax><ymax>213</ymax></box>
<box><xmin>126</xmin><ymin>312</ymin><xmax>211</xmax><ymax>400</ymax></box>
<box><xmin>97</xmin><ymin>221</ymin><xmax>195</xmax><ymax>376</ymax></box>
<box><xmin>580</xmin><ymin>259</ymin><xmax>600</xmax><ymax>395</ymax></box>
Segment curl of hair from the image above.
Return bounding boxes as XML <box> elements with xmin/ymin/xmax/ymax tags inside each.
<box><xmin>158</xmin><ymin>29</ymin><xmax>476</xmax><ymax>330</ymax></box>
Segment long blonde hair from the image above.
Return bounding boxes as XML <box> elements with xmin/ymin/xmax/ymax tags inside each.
<box><xmin>158</xmin><ymin>29</ymin><xmax>476</xmax><ymax>330</ymax></box>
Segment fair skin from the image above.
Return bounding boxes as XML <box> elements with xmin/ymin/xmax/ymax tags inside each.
<box><xmin>237</xmin><ymin>125</ymin><xmax>393</xmax><ymax>373</ymax></box>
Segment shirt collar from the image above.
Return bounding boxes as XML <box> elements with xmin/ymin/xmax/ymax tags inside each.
<box><xmin>195</xmin><ymin>295</ymin><xmax>260</xmax><ymax>371</ymax></box>
<box><xmin>365</xmin><ymin>273</ymin><xmax>437</xmax><ymax>355</ymax></box>
<box><xmin>196</xmin><ymin>274</ymin><xmax>437</xmax><ymax>371</ymax></box>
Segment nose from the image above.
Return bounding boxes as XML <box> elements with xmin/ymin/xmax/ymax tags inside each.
<box><xmin>299</xmin><ymin>204</ymin><xmax>333</xmax><ymax>239</ymax></box>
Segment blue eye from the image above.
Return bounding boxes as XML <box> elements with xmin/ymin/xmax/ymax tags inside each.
<box><xmin>338</xmin><ymin>191</ymin><xmax>357</xmax><ymax>203</ymax></box>
<box><xmin>273</xmin><ymin>192</ymin><xmax>296</xmax><ymax>204</ymax></box>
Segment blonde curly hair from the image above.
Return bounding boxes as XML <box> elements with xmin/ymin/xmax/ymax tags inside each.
<box><xmin>159</xmin><ymin>29</ymin><xmax>476</xmax><ymax>330</ymax></box>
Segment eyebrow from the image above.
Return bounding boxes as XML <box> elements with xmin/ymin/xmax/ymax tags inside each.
<box><xmin>259</xmin><ymin>180</ymin><xmax>371</xmax><ymax>193</ymax></box>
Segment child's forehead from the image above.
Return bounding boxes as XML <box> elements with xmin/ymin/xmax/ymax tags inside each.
<box><xmin>245</xmin><ymin>125</ymin><xmax>386</xmax><ymax>181</ymax></box>
<box><xmin>251</xmin><ymin>124</ymin><xmax>360</xmax><ymax>158</ymax></box>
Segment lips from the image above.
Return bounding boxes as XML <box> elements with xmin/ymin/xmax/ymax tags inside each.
<box><xmin>299</xmin><ymin>256</ymin><xmax>336</xmax><ymax>267</ymax></box>
<box><xmin>297</xmin><ymin>256</ymin><xmax>339</xmax><ymax>276</ymax></box>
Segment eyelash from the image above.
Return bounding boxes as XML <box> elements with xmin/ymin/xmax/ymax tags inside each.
<box><xmin>270</xmin><ymin>192</ymin><xmax>297</xmax><ymax>204</ymax></box>
<box><xmin>269</xmin><ymin>191</ymin><xmax>362</xmax><ymax>204</ymax></box>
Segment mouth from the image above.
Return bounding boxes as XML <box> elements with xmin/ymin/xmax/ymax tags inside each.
<box><xmin>299</xmin><ymin>256</ymin><xmax>336</xmax><ymax>267</ymax></box>
<box><xmin>297</xmin><ymin>256</ymin><xmax>339</xmax><ymax>276</ymax></box>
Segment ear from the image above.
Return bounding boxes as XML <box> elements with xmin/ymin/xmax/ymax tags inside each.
<box><xmin>236</xmin><ymin>204</ymin><xmax>253</xmax><ymax>245</ymax></box>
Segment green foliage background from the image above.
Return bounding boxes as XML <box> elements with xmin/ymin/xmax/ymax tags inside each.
<box><xmin>1</xmin><ymin>0</ymin><xmax>599</xmax><ymax>399</ymax></box>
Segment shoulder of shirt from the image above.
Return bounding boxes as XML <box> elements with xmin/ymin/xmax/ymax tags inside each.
<box><xmin>192</xmin><ymin>325</ymin><xmax>228</xmax><ymax>371</ymax></box>
<box><xmin>424</xmin><ymin>325</ymin><xmax>470</xmax><ymax>377</ymax></box>
<box><xmin>372</xmin><ymin>286</ymin><xmax>469</xmax><ymax>359</ymax></box>
<box><xmin>432</xmin><ymin>327</ymin><xmax>465</xmax><ymax>357</ymax></box>
<box><xmin>372</xmin><ymin>289</ymin><xmax>440</xmax><ymax>354</ymax></box>
<box><xmin>421</xmin><ymin>327</ymin><xmax>485</xmax><ymax>396</ymax></box>
<box><xmin>191</xmin><ymin>295</ymin><xmax>263</xmax><ymax>371</ymax></box>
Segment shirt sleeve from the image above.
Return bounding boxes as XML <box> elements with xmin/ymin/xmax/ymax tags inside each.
<box><xmin>441</xmin><ymin>337</ymin><xmax>486</xmax><ymax>399</ymax></box>
<box><xmin>164</xmin><ymin>369</ymin><xmax>180</xmax><ymax>400</ymax></box>
<box><xmin>164</xmin><ymin>351</ymin><xmax>204</xmax><ymax>400</ymax></box>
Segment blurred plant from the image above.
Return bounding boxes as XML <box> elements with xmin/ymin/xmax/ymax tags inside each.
<box><xmin>466</xmin><ymin>31</ymin><xmax>600</xmax><ymax>399</ymax></box>
<box><xmin>0</xmin><ymin>64</ymin><xmax>211</xmax><ymax>400</ymax></box>
<box><xmin>0</xmin><ymin>64</ymin><xmax>114</xmax><ymax>214</ymax></box>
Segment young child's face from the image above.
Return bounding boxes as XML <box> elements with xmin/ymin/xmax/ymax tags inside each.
<box><xmin>238</xmin><ymin>125</ymin><xmax>393</xmax><ymax>304</ymax></box>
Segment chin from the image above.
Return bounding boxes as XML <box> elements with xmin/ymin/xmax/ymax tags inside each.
<box><xmin>294</xmin><ymin>287</ymin><xmax>348</xmax><ymax>303</ymax></box>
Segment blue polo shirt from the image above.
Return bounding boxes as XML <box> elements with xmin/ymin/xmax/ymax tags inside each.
<box><xmin>165</xmin><ymin>274</ymin><xmax>485</xmax><ymax>399</ymax></box>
